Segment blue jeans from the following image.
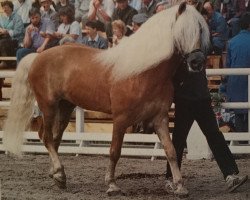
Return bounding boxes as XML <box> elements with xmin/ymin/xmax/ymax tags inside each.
<box><xmin>16</xmin><ymin>47</ymin><xmax>36</xmax><ymax>64</ymax></box>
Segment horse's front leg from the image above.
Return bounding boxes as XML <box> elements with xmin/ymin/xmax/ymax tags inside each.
<box><xmin>154</xmin><ymin>115</ymin><xmax>189</xmax><ymax>197</ymax></box>
<box><xmin>105</xmin><ymin>121</ymin><xmax>126</xmax><ymax>196</ymax></box>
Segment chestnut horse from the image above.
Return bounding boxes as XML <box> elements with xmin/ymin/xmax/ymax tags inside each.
<box><xmin>3</xmin><ymin>3</ymin><xmax>209</xmax><ymax>196</ymax></box>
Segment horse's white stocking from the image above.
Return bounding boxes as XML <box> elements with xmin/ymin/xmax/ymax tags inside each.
<box><xmin>105</xmin><ymin>123</ymin><xmax>126</xmax><ymax>195</ymax></box>
<box><xmin>154</xmin><ymin>117</ymin><xmax>189</xmax><ymax>196</ymax></box>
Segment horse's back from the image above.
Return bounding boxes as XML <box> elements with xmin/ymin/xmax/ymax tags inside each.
<box><xmin>28</xmin><ymin>45</ymin><xmax>112</xmax><ymax>113</ymax></box>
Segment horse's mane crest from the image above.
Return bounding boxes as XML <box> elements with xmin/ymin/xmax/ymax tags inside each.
<box><xmin>96</xmin><ymin>4</ymin><xmax>210</xmax><ymax>81</ymax></box>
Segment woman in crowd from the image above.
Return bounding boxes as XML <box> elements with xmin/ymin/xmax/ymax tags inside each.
<box><xmin>53</xmin><ymin>6</ymin><xmax>82</xmax><ymax>44</ymax></box>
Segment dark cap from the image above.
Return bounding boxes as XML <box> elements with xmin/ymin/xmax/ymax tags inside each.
<box><xmin>132</xmin><ymin>13</ymin><xmax>149</xmax><ymax>24</ymax></box>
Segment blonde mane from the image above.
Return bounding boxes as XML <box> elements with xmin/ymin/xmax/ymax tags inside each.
<box><xmin>96</xmin><ymin>4</ymin><xmax>210</xmax><ymax>81</ymax></box>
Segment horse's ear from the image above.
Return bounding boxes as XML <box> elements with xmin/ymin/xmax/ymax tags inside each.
<box><xmin>177</xmin><ymin>2</ymin><xmax>187</xmax><ymax>18</ymax></box>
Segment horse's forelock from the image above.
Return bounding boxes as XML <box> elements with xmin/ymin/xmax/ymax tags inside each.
<box><xmin>173</xmin><ymin>5</ymin><xmax>210</xmax><ymax>54</ymax></box>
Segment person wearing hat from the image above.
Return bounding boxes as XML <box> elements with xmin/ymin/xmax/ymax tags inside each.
<box><xmin>131</xmin><ymin>13</ymin><xmax>148</xmax><ymax>32</ymax></box>
<box><xmin>223</xmin><ymin>12</ymin><xmax>250</xmax><ymax>133</ymax></box>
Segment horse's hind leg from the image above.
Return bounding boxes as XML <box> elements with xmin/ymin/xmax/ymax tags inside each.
<box><xmin>40</xmin><ymin>103</ymin><xmax>67</xmax><ymax>189</ymax></box>
<box><xmin>48</xmin><ymin>100</ymin><xmax>75</xmax><ymax>180</ymax></box>
<box><xmin>154</xmin><ymin>116</ymin><xmax>188</xmax><ymax>197</ymax></box>
<box><xmin>105</xmin><ymin>120</ymin><xmax>126</xmax><ymax>195</ymax></box>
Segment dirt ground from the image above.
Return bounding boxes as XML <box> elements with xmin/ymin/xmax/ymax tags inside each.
<box><xmin>0</xmin><ymin>153</ymin><xmax>249</xmax><ymax>200</ymax></box>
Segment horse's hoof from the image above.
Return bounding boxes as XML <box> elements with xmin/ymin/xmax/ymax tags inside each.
<box><xmin>53</xmin><ymin>173</ymin><xmax>66</xmax><ymax>189</ymax></box>
<box><xmin>106</xmin><ymin>184</ymin><xmax>123</xmax><ymax>196</ymax></box>
<box><xmin>49</xmin><ymin>168</ymin><xmax>54</xmax><ymax>179</ymax></box>
<box><xmin>174</xmin><ymin>187</ymin><xmax>189</xmax><ymax>198</ymax></box>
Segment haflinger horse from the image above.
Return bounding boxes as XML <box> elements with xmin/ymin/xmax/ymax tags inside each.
<box><xmin>3</xmin><ymin>2</ymin><xmax>210</xmax><ymax>197</ymax></box>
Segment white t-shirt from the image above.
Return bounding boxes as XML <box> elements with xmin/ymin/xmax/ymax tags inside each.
<box><xmin>57</xmin><ymin>21</ymin><xmax>83</xmax><ymax>43</ymax></box>
<box><xmin>13</xmin><ymin>0</ymin><xmax>32</xmax><ymax>24</ymax></box>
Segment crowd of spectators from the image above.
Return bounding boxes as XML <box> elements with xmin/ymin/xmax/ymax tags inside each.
<box><xmin>0</xmin><ymin>0</ymin><xmax>249</xmax><ymax>130</ymax></box>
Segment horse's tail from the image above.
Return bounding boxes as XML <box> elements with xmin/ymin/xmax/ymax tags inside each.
<box><xmin>3</xmin><ymin>53</ymin><xmax>38</xmax><ymax>156</ymax></box>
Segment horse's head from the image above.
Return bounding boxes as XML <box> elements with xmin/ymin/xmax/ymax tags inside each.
<box><xmin>175</xmin><ymin>2</ymin><xmax>209</xmax><ymax>72</ymax></box>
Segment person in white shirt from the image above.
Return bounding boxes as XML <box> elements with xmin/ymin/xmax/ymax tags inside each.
<box><xmin>13</xmin><ymin>0</ymin><xmax>32</xmax><ymax>27</ymax></box>
<box><xmin>88</xmin><ymin>0</ymin><xmax>115</xmax><ymax>25</ymax></box>
<box><xmin>53</xmin><ymin>6</ymin><xmax>83</xmax><ymax>44</ymax></box>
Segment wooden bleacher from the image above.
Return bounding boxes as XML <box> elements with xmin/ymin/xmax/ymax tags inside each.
<box><xmin>206</xmin><ymin>54</ymin><xmax>223</xmax><ymax>92</ymax></box>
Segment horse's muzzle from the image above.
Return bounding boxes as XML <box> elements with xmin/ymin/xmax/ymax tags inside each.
<box><xmin>186</xmin><ymin>49</ymin><xmax>206</xmax><ymax>72</ymax></box>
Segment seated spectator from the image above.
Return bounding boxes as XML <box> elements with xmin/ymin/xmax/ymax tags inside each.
<box><xmin>82</xmin><ymin>20</ymin><xmax>108</xmax><ymax>49</ymax></box>
<box><xmin>88</xmin><ymin>0</ymin><xmax>115</xmax><ymax>27</ymax></box>
<box><xmin>110</xmin><ymin>19</ymin><xmax>126</xmax><ymax>47</ymax></box>
<box><xmin>74</xmin><ymin>0</ymin><xmax>91</xmax><ymax>26</ymax></box>
<box><xmin>131</xmin><ymin>13</ymin><xmax>148</xmax><ymax>33</ymax></box>
<box><xmin>203</xmin><ymin>1</ymin><xmax>228</xmax><ymax>55</ymax></box>
<box><xmin>129</xmin><ymin>0</ymin><xmax>142</xmax><ymax>11</ymax></box>
<box><xmin>13</xmin><ymin>0</ymin><xmax>32</xmax><ymax>28</ymax></box>
<box><xmin>53</xmin><ymin>6</ymin><xmax>82</xmax><ymax>44</ymax></box>
<box><xmin>0</xmin><ymin>0</ymin><xmax>24</xmax><ymax>68</ymax></box>
<box><xmin>224</xmin><ymin>12</ymin><xmax>250</xmax><ymax>132</ymax></box>
<box><xmin>40</xmin><ymin>0</ymin><xmax>59</xmax><ymax>28</ymax></box>
<box><xmin>55</xmin><ymin>0</ymin><xmax>74</xmax><ymax>12</ymax></box>
<box><xmin>112</xmin><ymin>0</ymin><xmax>137</xmax><ymax>33</ymax></box>
<box><xmin>16</xmin><ymin>8</ymin><xmax>55</xmax><ymax>63</ymax></box>
<box><xmin>140</xmin><ymin>0</ymin><xmax>160</xmax><ymax>17</ymax></box>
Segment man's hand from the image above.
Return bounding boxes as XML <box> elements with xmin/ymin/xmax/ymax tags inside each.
<box><xmin>36</xmin><ymin>45</ymin><xmax>46</xmax><ymax>53</ymax></box>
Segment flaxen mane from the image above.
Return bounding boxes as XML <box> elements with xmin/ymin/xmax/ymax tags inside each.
<box><xmin>96</xmin><ymin>5</ymin><xmax>210</xmax><ymax>80</ymax></box>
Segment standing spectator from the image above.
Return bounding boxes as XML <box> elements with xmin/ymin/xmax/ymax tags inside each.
<box><xmin>53</xmin><ymin>6</ymin><xmax>82</xmax><ymax>44</ymax></box>
<box><xmin>74</xmin><ymin>0</ymin><xmax>91</xmax><ymax>26</ymax></box>
<box><xmin>131</xmin><ymin>13</ymin><xmax>148</xmax><ymax>32</ymax></box>
<box><xmin>55</xmin><ymin>0</ymin><xmax>74</xmax><ymax>12</ymax></box>
<box><xmin>110</xmin><ymin>19</ymin><xmax>126</xmax><ymax>47</ymax></box>
<box><xmin>0</xmin><ymin>0</ymin><xmax>24</xmax><ymax>68</ymax></box>
<box><xmin>203</xmin><ymin>1</ymin><xmax>228</xmax><ymax>55</ymax></box>
<box><xmin>13</xmin><ymin>0</ymin><xmax>32</xmax><ymax>28</ymax></box>
<box><xmin>16</xmin><ymin>8</ymin><xmax>55</xmax><ymax>63</ymax></box>
<box><xmin>129</xmin><ymin>0</ymin><xmax>143</xmax><ymax>11</ymax></box>
<box><xmin>40</xmin><ymin>0</ymin><xmax>59</xmax><ymax>28</ymax></box>
<box><xmin>82</xmin><ymin>20</ymin><xmax>108</xmax><ymax>49</ymax></box>
<box><xmin>140</xmin><ymin>0</ymin><xmax>160</xmax><ymax>17</ymax></box>
<box><xmin>88</xmin><ymin>0</ymin><xmax>115</xmax><ymax>26</ymax></box>
<box><xmin>225</xmin><ymin>12</ymin><xmax>250</xmax><ymax>132</ymax></box>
